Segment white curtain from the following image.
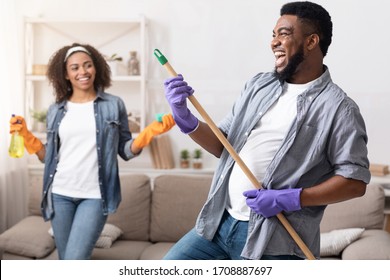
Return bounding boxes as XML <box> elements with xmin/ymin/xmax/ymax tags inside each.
<box><xmin>0</xmin><ymin>0</ymin><xmax>29</xmax><ymax>233</ymax></box>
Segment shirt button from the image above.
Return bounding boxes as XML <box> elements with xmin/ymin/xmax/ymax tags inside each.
<box><xmin>245</xmin><ymin>132</ymin><xmax>249</xmax><ymax>136</ymax></box>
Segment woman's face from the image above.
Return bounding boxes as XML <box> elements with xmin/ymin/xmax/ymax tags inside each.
<box><xmin>65</xmin><ymin>52</ymin><xmax>96</xmax><ymax>92</ymax></box>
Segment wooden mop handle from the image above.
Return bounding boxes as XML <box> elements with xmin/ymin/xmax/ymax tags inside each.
<box><xmin>154</xmin><ymin>49</ymin><xmax>315</xmax><ymax>260</ymax></box>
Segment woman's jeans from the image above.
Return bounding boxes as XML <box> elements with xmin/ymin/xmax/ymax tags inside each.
<box><xmin>163</xmin><ymin>210</ymin><xmax>303</xmax><ymax>260</ymax></box>
<box><xmin>51</xmin><ymin>194</ymin><xmax>107</xmax><ymax>260</ymax></box>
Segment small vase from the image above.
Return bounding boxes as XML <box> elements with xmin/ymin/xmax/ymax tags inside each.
<box><xmin>180</xmin><ymin>159</ymin><xmax>190</xmax><ymax>169</ymax></box>
<box><xmin>193</xmin><ymin>158</ymin><xmax>203</xmax><ymax>169</ymax></box>
<box><xmin>127</xmin><ymin>51</ymin><xmax>140</xmax><ymax>75</ymax></box>
<box><xmin>107</xmin><ymin>61</ymin><xmax>118</xmax><ymax>76</ymax></box>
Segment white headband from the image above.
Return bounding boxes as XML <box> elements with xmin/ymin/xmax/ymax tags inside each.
<box><xmin>64</xmin><ymin>46</ymin><xmax>91</xmax><ymax>62</ymax></box>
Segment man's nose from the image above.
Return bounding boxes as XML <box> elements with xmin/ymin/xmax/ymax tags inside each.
<box><xmin>271</xmin><ymin>37</ymin><xmax>281</xmax><ymax>49</ymax></box>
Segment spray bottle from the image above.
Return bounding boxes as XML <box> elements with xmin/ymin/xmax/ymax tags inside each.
<box><xmin>8</xmin><ymin>114</ymin><xmax>24</xmax><ymax>158</ymax></box>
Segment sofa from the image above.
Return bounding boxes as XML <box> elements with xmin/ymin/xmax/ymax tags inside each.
<box><xmin>0</xmin><ymin>173</ymin><xmax>389</xmax><ymax>260</ymax></box>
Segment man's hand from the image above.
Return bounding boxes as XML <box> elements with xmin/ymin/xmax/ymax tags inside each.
<box><xmin>133</xmin><ymin>113</ymin><xmax>175</xmax><ymax>149</ymax></box>
<box><xmin>164</xmin><ymin>74</ymin><xmax>199</xmax><ymax>134</ymax></box>
<box><xmin>9</xmin><ymin>115</ymin><xmax>44</xmax><ymax>154</ymax></box>
<box><xmin>243</xmin><ymin>188</ymin><xmax>302</xmax><ymax>218</ymax></box>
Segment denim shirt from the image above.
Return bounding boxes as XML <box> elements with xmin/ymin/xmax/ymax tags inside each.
<box><xmin>195</xmin><ymin>67</ymin><xmax>370</xmax><ymax>259</ymax></box>
<box><xmin>41</xmin><ymin>91</ymin><xmax>137</xmax><ymax>221</ymax></box>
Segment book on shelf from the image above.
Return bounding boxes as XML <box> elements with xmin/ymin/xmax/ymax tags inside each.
<box><xmin>149</xmin><ymin>134</ymin><xmax>175</xmax><ymax>169</ymax></box>
<box><xmin>369</xmin><ymin>163</ymin><xmax>389</xmax><ymax>176</ymax></box>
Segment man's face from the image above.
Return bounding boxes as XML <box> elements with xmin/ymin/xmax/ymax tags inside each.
<box><xmin>271</xmin><ymin>15</ymin><xmax>307</xmax><ymax>82</ymax></box>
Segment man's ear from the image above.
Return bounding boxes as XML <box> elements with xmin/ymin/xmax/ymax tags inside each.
<box><xmin>307</xmin><ymin>34</ymin><xmax>320</xmax><ymax>51</ymax></box>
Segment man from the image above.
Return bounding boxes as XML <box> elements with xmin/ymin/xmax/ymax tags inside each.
<box><xmin>163</xmin><ymin>1</ymin><xmax>370</xmax><ymax>260</ymax></box>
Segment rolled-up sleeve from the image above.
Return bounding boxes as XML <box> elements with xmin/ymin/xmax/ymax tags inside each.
<box><xmin>327</xmin><ymin>98</ymin><xmax>371</xmax><ymax>184</ymax></box>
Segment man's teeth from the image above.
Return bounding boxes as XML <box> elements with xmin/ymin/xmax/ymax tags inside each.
<box><xmin>274</xmin><ymin>52</ymin><xmax>285</xmax><ymax>58</ymax></box>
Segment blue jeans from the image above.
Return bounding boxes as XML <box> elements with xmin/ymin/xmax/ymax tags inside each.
<box><xmin>51</xmin><ymin>194</ymin><xmax>107</xmax><ymax>260</ymax></box>
<box><xmin>163</xmin><ymin>211</ymin><xmax>304</xmax><ymax>260</ymax></box>
<box><xmin>164</xmin><ymin>210</ymin><xmax>248</xmax><ymax>260</ymax></box>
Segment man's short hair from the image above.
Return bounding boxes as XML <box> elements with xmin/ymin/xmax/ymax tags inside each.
<box><xmin>281</xmin><ymin>1</ymin><xmax>333</xmax><ymax>56</ymax></box>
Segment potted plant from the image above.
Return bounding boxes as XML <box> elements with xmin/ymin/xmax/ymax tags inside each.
<box><xmin>192</xmin><ymin>148</ymin><xmax>203</xmax><ymax>169</ymax></box>
<box><xmin>31</xmin><ymin>109</ymin><xmax>47</xmax><ymax>132</ymax></box>
<box><xmin>180</xmin><ymin>149</ymin><xmax>190</xmax><ymax>168</ymax></box>
<box><xmin>105</xmin><ymin>53</ymin><xmax>123</xmax><ymax>76</ymax></box>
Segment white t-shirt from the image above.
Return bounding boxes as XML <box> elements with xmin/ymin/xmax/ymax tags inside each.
<box><xmin>52</xmin><ymin>100</ymin><xmax>101</xmax><ymax>198</ymax></box>
<box><xmin>227</xmin><ymin>81</ymin><xmax>315</xmax><ymax>220</ymax></box>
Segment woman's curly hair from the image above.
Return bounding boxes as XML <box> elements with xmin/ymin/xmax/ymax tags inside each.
<box><xmin>46</xmin><ymin>43</ymin><xmax>111</xmax><ymax>103</ymax></box>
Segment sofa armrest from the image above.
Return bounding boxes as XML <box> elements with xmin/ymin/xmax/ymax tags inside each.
<box><xmin>341</xmin><ymin>229</ymin><xmax>390</xmax><ymax>260</ymax></box>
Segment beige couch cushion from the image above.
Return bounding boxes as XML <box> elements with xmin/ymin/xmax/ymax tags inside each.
<box><xmin>150</xmin><ymin>174</ymin><xmax>213</xmax><ymax>242</ymax></box>
<box><xmin>341</xmin><ymin>229</ymin><xmax>390</xmax><ymax>260</ymax></box>
<box><xmin>0</xmin><ymin>216</ymin><xmax>54</xmax><ymax>258</ymax></box>
<box><xmin>321</xmin><ymin>184</ymin><xmax>385</xmax><ymax>233</ymax></box>
<box><xmin>91</xmin><ymin>240</ymin><xmax>152</xmax><ymax>260</ymax></box>
<box><xmin>107</xmin><ymin>174</ymin><xmax>151</xmax><ymax>241</ymax></box>
<box><xmin>140</xmin><ymin>242</ymin><xmax>175</xmax><ymax>260</ymax></box>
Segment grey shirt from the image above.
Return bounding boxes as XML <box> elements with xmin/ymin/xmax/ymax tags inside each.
<box><xmin>194</xmin><ymin>67</ymin><xmax>370</xmax><ymax>259</ymax></box>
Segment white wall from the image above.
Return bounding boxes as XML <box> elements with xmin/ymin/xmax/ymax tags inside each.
<box><xmin>13</xmin><ymin>0</ymin><xmax>390</xmax><ymax>168</ymax></box>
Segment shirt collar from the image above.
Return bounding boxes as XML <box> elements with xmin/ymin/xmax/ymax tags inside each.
<box><xmin>299</xmin><ymin>65</ymin><xmax>331</xmax><ymax>100</ymax></box>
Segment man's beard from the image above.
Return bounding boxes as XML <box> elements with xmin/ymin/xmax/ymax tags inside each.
<box><xmin>273</xmin><ymin>45</ymin><xmax>305</xmax><ymax>82</ymax></box>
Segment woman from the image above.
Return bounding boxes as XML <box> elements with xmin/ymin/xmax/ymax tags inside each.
<box><xmin>9</xmin><ymin>43</ymin><xmax>175</xmax><ymax>259</ymax></box>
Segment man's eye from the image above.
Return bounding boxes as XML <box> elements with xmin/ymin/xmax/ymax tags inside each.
<box><xmin>273</xmin><ymin>32</ymin><xmax>290</xmax><ymax>39</ymax></box>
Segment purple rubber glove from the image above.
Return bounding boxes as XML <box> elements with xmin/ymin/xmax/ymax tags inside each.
<box><xmin>164</xmin><ymin>74</ymin><xmax>199</xmax><ymax>134</ymax></box>
<box><xmin>243</xmin><ymin>188</ymin><xmax>302</xmax><ymax>218</ymax></box>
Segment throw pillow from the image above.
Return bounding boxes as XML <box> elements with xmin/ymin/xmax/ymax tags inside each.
<box><xmin>0</xmin><ymin>216</ymin><xmax>55</xmax><ymax>258</ymax></box>
<box><xmin>48</xmin><ymin>223</ymin><xmax>123</xmax><ymax>249</ymax></box>
<box><xmin>320</xmin><ymin>228</ymin><xmax>365</xmax><ymax>257</ymax></box>
<box><xmin>95</xmin><ymin>223</ymin><xmax>123</xmax><ymax>249</ymax></box>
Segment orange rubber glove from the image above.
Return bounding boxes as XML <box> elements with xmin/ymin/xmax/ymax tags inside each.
<box><xmin>133</xmin><ymin>113</ymin><xmax>175</xmax><ymax>149</ymax></box>
<box><xmin>10</xmin><ymin>115</ymin><xmax>44</xmax><ymax>154</ymax></box>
